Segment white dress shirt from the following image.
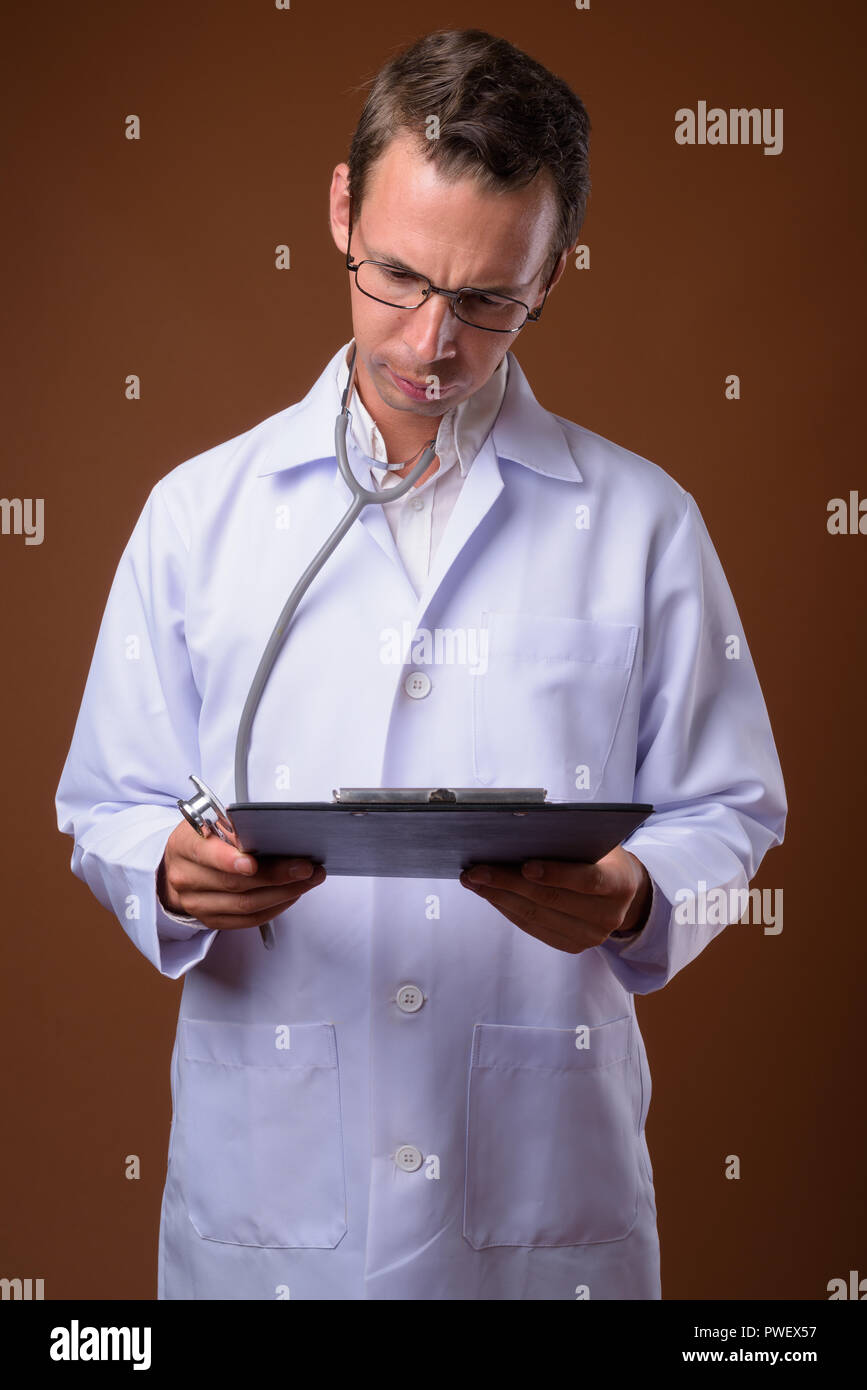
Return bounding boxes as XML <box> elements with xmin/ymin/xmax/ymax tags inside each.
<box><xmin>336</xmin><ymin>342</ymin><xmax>508</xmax><ymax>596</ymax></box>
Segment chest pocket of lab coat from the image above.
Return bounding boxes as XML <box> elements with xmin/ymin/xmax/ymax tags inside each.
<box><xmin>463</xmin><ymin>1016</ymin><xmax>640</xmax><ymax>1249</ymax></box>
<box><xmin>472</xmin><ymin>612</ymin><xmax>639</xmax><ymax>798</ymax></box>
<box><xmin>176</xmin><ymin>1019</ymin><xmax>347</xmax><ymax>1249</ymax></box>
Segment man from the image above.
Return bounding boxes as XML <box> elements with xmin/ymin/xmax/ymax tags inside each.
<box><xmin>56</xmin><ymin>29</ymin><xmax>786</xmax><ymax>1300</ymax></box>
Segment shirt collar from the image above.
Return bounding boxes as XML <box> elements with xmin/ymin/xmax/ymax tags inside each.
<box><xmin>254</xmin><ymin>341</ymin><xmax>583</xmax><ymax>483</ymax></box>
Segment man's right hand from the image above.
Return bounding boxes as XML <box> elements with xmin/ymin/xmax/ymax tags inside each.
<box><xmin>157</xmin><ymin>817</ymin><xmax>326</xmax><ymax>931</ymax></box>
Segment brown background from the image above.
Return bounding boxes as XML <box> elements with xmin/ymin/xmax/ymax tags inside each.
<box><xmin>1</xmin><ymin>0</ymin><xmax>864</xmax><ymax>1299</ymax></box>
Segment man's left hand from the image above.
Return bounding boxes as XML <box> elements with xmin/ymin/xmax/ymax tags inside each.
<box><xmin>459</xmin><ymin>847</ymin><xmax>652</xmax><ymax>954</ymax></box>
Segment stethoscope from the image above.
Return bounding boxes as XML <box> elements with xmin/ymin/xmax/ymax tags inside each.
<box><xmin>178</xmin><ymin>342</ymin><xmax>439</xmax><ymax>948</ymax></box>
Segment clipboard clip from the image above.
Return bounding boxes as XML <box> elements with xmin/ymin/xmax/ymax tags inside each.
<box><xmin>332</xmin><ymin>787</ymin><xmax>549</xmax><ymax>805</ymax></box>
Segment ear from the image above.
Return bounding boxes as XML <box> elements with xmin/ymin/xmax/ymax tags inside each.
<box><xmin>526</xmin><ymin>244</ymin><xmax>572</xmax><ymax>315</ymax></box>
<box><xmin>535</xmin><ymin>245</ymin><xmax>573</xmax><ymax>305</ymax></box>
<box><xmin>546</xmin><ymin>245</ymin><xmax>574</xmax><ymax>294</ymax></box>
<box><xmin>329</xmin><ymin>163</ymin><xmax>352</xmax><ymax>255</ymax></box>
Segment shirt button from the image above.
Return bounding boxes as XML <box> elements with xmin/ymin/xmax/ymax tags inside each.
<box><xmin>395</xmin><ymin>1145</ymin><xmax>423</xmax><ymax>1172</ymax></box>
<box><xmin>396</xmin><ymin>984</ymin><xmax>424</xmax><ymax>1013</ymax></box>
<box><xmin>411</xmin><ymin>497</ymin><xmax>424</xmax><ymax>510</ymax></box>
<box><xmin>404</xmin><ymin>670</ymin><xmax>431</xmax><ymax>699</ymax></box>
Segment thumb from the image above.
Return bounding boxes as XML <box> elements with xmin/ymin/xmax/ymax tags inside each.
<box><xmin>204</xmin><ymin>829</ymin><xmax>258</xmax><ymax>876</ymax></box>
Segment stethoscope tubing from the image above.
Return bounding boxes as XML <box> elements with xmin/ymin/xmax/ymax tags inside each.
<box><xmin>233</xmin><ymin>343</ymin><xmax>438</xmax><ymax>947</ymax></box>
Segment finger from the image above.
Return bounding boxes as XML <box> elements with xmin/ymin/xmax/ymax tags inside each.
<box><xmin>172</xmin><ymin>819</ymin><xmax>316</xmax><ymax>888</ymax></box>
<box><xmin>520</xmin><ymin>858</ymin><xmax>612</xmax><ymax>896</ymax></box>
<box><xmin>228</xmin><ymin>865</ymin><xmax>326</xmax><ymax>910</ymax></box>
<box><xmin>188</xmin><ymin>867</ymin><xmax>327</xmax><ymax>929</ymax></box>
<box><xmin>460</xmin><ymin>878</ymin><xmax>609</xmax><ymax>952</ymax></box>
<box><xmin>189</xmin><ymin>832</ymin><xmax>316</xmax><ymax>890</ymax></box>
<box><xmin>181</xmin><ymin>825</ymin><xmax>258</xmax><ymax>876</ymax></box>
<box><xmin>168</xmin><ymin>857</ymin><xmax>317</xmax><ymax>907</ymax></box>
<box><xmin>218</xmin><ymin>856</ymin><xmax>318</xmax><ymax>891</ymax></box>
<box><xmin>243</xmin><ymin>853</ymin><xmax>321</xmax><ymax>887</ymax></box>
<box><xmin>462</xmin><ymin>865</ymin><xmax>613</xmax><ymax>928</ymax></box>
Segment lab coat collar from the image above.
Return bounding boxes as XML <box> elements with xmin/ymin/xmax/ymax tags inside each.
<box><xmin>255</xmin><ymin>343</ymin><xmax>583</xmax><ymax>483</ymax></box>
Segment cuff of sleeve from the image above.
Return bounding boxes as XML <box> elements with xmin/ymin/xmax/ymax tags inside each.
<box><xmin>154</xmin><ymin>861</ymin><xmax>206</xmax><ymax>939</ymax></box>
<box><xmin>603</xmin><ymin>874</ymin><xmax>669</xmax><ymax>955</ymax></box>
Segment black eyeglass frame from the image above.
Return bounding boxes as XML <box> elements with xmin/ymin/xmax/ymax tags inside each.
<box><xmin>344</xmin><ymin>195</ymin><xmax>555</xmax><ymax>334</ymax></box>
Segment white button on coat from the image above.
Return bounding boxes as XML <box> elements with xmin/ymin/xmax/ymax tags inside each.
<box><xmin>395</xmin><ymin>1145</ymin><xmax>424</xmax><ymax>1172</ymax></box>
<box><xmin>403</xmin><ymin>671</ymin><xmax>431</xmax><ymax>699</ymax></box>
<box><xmin>55</xmin><ymin>342</ymin><xmax>787</xmax><ymax>1301</ymax></box>
<box><xmin>396</xmin><ymin>984</ymin><xmax>424</xmax><ymax>1013</ymax></box>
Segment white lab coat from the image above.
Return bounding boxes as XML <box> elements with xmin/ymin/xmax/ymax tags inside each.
<box><xmin>55</xmin><ymin>343</ymin><xmax>786</xmax><ymax>1300</ymax></box>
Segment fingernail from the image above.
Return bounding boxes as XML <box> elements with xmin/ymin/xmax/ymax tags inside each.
<box><xmin>289</xmin><ymin>862</ymin><xmax>312</xmax><ymax>879</ymax></box>
<box><xmin>233</xmin><ymin>856</ymin><xmax>255</xmax><ymax>873</ymax></box>
<box><xmin>523</xmin><ymin>861</ymin><xmax>543</xmax><ymax>879</ymax></box>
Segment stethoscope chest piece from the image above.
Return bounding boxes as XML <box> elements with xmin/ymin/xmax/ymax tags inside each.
<box><xmin>178</xmin><ymin>774</ymin><xmax>238</xmax><ymax>845</ymax></box>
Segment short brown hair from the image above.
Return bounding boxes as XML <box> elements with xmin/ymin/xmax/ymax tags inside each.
<box><xmin>347</xmin><ymin>29</ymin><xmax>591</xmax><ymax>286</ymax></box>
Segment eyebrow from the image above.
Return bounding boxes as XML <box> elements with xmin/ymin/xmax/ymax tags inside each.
<box><xmin>365</xmin><ymin>247</ymin><xmax>524</xmax><ymax>298</ymax></box>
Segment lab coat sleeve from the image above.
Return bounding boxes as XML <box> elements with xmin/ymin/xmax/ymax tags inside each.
<box><xmin>600</xmin><ymin>490</ymin><xmax>787</xmax><ymax>994</ymax></box>
<box><xmin>55</xmin><ymin>479</ymin><xmax>219</xmax><ymax>979</ymax></box>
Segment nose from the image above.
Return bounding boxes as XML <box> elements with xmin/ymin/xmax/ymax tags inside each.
<box><xmin>403</xmin><ymin>288</ymin><xmax>459</xmax><ymax>365</ymax></box>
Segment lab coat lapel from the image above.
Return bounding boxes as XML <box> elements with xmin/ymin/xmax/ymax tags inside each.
<box><xmin>405</xmin><ymin>351</ymin><xmax>581</xmax><ymax>628</ymax></box>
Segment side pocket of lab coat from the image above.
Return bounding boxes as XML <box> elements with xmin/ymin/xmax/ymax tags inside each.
<box><xmin>463</xmin><ymin>1016</ymin><xmax>640</xmax><ymax>1249</ymax></box>
<box><xmin>176</xmin><ymin>1019</ymin><xmax>347</xmax><ymax>1249</ymax></box>
<box><xmin>471</xmin><ymin>612</ymin><xmax>639</xmax><ymax>797</ymax></box>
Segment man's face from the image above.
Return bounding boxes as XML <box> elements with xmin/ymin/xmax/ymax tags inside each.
<box><xmin>329</xmin><ymin>131</ymin><xmax>566</xmax><ymax>425</ymax></box>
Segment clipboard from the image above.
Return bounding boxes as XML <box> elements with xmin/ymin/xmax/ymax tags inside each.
<box><xmin>225</xmin><ymin>787</ymin><xmax>653</xmax><ymax>880</ymax></box>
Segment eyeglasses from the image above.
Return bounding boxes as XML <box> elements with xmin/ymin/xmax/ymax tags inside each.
<box><xmin>345</xmin><ymin>198</ymin><xmax>553</xmax><ymax>334</ymax></box>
